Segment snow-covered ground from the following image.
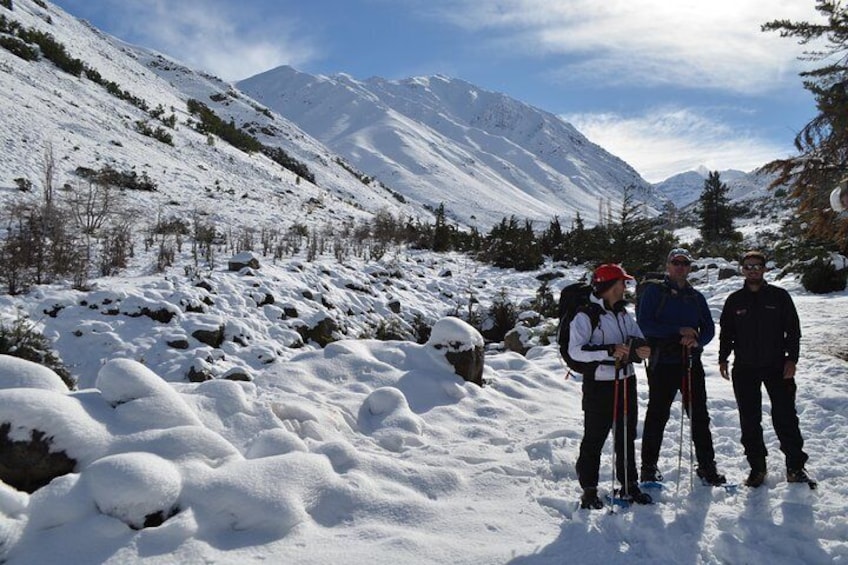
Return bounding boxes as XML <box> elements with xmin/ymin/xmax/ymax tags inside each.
<box><xmin>1</xmin><ymin>250</ymin><xmax>846</xmax><ymax>564</ymax></box>
<box><xmin>1</xmin><ymin>2</ymin><xmax>843</xmax><ymax>563</ymax></box>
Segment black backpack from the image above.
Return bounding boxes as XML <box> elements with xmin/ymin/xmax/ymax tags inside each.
<box><xmin>556</xmin><ymin>282</ymin><xmax>604</xmax><ymax>377</ymax></box>
<box><xmin>634</xmin><ymin>273</ymin><xmax>669</xmax><ymax>321</ymax></box>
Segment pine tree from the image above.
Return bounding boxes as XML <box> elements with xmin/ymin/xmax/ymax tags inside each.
<box><xmin>610</xmin><ymin>184</ymin><xmax>678</xmax><ymax>272</ymax></box>
<box><xmin>539</xmin><ymin>215</ymin><xmax>566</xmax><ymax>260</ymax></box>
<box><xmin>762</xmin><ymin>1</ymin><xmax>848</xmax><ymax>253</ymax></box>
<box><xmin>432</xmin><ymin>203</ymin><xmax>452</xmax><ymax>252</ymax></box>
<box><xmin>695</xmin><ymin>171</ymin><xmax>741</xmax><ymax>257</ymax></box>
<box><xmin>483</xmin><ymin>216</ymin><xmax>543</xmax><ymax>271</ymax></box>
<box><xmin>698</xmin><ymin>171</ymin><xmax>735</xmax><ymax>242</ymax></box>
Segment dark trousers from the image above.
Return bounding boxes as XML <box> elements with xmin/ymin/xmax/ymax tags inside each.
<box><xmin>731</xmin><ymin>365</ymin><xmax>808</xmax><ymax>470</ymax></box>
<box><xmin>576</xmin><ymin>376</ymin><xmax>638</xmax><ymax>490</ymax></box>
<box><xmin>641</xmin><ymin>358</ymin><xmax>716</xmax><ymax>472</ymax></box>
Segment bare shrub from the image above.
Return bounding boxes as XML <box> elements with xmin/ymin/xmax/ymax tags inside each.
<box><xmin>98</xmin><ymin>221</ymin><xmax>134</xmax><ymax>276</ymax></box>
<box><xmin>66</xmin><ymin>180</ymin><xmax>113</xmax><ymax>235</ymax></box>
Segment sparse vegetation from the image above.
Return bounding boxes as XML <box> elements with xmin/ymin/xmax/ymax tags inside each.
<box><xmin>99</xmin><ymin>77</ymin><xmax>148</xmax><ymax>111</ymax></box>
<box><xmin>0</xmin><ymin>34</ymin><xmax>37</xmax><ymax>60</ymax></box>
<box><xmin>0</xmin><ymin>145</ymin><xmax>146</xmax><ymax>292</ymax></box>
<box><xmin>532</xmin><ymin>281</ymin><xmax>558</xmax><ymax>319</ymax></box>
<box><xmin>134</xmin><ymin>120</ymin><xmax>174</xmax><ymax>145</ymax></box>
<box><xmin>484</xmin><ymin>216</ymin><xmax>544</xmax><ymax>271</ymax></box>
<box><xmin>74</xmin><ymin>166</ymin><xmax>157</xmax><ymax>192</ymax></box>
<box><xmin>186</xmin><ymin>99</ymin><xmax>315</xmax><ymax>183</ymax></box>
<box><xmin>13</xmin><ymin>177</ymin><xmax>32</xmax><ymax>191</ymax></box>
<box><xmin>262</xmin><ymin>146</ymin><xmax>315</xmax><ymax>183</ymax></box>
<box><xmin>483</xmin><ymin>289</ymin><xmax>519</xmax><ymax>342</ymax></box>
<box><xmin>536</xmin><ymin>186</ymin><xmax>677</xmax><ymax>274</ymax></box>
<box><xmin>374</xmin><ymin>317</ymin><xmax>407</xmax><ymax>341</ymax></box>
<box><xmin>14</xmin><ymin>24</ymin><xmax>84</xmax><ymax>75</ymax></box>
<box><xmin>187</xmin><ymin>98</ymin><xmax>262</xmax><ymax>153</ymax></box>
<box><xmin>0</xmin><ymin>14</ymin><xmax>151</xmax><ymax>114</ymax></box>
<box><xmin>149</xmin><ymin>104</ymin><xmax>177</xmax><ymax>128</ymax></box>
<box><xmin>334</xmin><ymin>157</ymin><xmax>373</xmax><ymax>185</ymax></box>
<box><xmin>0</xmin><ymin>317</ymin><xmax>74</xmax><ymax>389</ymax></box>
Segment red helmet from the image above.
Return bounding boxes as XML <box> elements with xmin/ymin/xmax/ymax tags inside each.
<box><xmin>592</xmin><ymin>264</ymin><xmax>634</xmax><ymax>284</ymax></box>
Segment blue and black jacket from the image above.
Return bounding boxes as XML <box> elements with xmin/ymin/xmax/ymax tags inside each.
<box><xmin>637</xmin><ymin>277</ymin><xmax>715</xmax><ymax>364</ymax></box>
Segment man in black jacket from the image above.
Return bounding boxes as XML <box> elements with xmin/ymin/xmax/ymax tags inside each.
<box><xmin>718</xmin><ymin>250</ymin><xmax>813</xmax><ymax>488</ymax></box>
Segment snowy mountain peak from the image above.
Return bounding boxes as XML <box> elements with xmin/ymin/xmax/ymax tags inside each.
<box><xmin>238</xmin><ymin>66</ymin><xmax>664</xmax><ymax>227</ymax></box>
<box><xmin>653</xmin><ymin>167</ymin><xmax>775</xmax><ymax>208</ymax></box>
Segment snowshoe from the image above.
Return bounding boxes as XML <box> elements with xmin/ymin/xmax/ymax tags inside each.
<box><xmin>624</xmin><ymin>483</ymin><xmax>653</xmax><ymax>505</ymax></box>
<box><xmin>640</xmin><ymin>480</ymin><xmax>665</xmax><ymax>490</ymax></box>
<box><xmin>604</xmin><ymin>493</ymin><xmax>631</xmax><ymax>509</ymax></box>
<box><xmin>608</xmin><ymin>484</ymin><xmax>653</xmax><ymax>507</ymax></box>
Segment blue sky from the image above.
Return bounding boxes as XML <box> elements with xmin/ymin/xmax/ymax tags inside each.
<box><xmin>51</xmin><ymin>0</ymin><xmax>822</xmax><ymax>182</ymax></box>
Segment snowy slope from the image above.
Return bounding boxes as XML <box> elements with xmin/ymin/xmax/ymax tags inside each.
<box><xmin>0</xmin><ymin>0</ymin><xmax>430</xmax><ymax>232</ymax></box>
<box><xmin>237</xmin><ymin>66</ymin><xmax>663</xmax><ymax>227</ymax></box>
<box><xmin>1</xmin><ymin>247</ymin><xmax>846</xmax><ymax>564</ymax></box>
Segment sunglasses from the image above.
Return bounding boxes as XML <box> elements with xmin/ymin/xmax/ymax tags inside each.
<box><xmin>669</xmin><ymin>260</ymin><xmax>691</xmax><ymax>267</ymax></box>
<box><xmin>742</xmin><ymin>264</ymin><xmax>765</xmax><ymax>271</ymax></box>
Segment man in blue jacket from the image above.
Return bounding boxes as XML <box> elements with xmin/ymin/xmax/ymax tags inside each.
<box><xmin>718</xmin><ymin>250</ymin><xmax>813</xmax><ymax>488</ymax></box>
<box><xmin>637</xmin><ymin>248</ymin><xmax>726</xmax><ymax>486</ymax></box>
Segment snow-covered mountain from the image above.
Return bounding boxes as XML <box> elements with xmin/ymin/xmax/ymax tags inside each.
<box><xmin>0</xmin><ymin>0</ymin><xmax>665</xmax><ymax>235</ymax></box>
<box><xmin>237</xmin><ymin>66</ymin><xmax>663</xmax><ymax>227</ymax></box>
<box><xmin>653</xmin><ymin>166</ymin><xmax>777</xmax><ymax>208</ymax></box>
<box><xmin>0</xmin><ymin>1</ymin><xmax>431</xmax><ymax>233</ymax></box>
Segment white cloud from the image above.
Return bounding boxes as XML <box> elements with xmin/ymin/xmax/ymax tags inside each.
<box><xmin>97</xmin><ymin>0</ymin><xmax>319</xmax><ymax>81</ymax></box>
<box><xmin>422</xmin><ymin>0</ymin><xmax>823</xmax><ymax>93</ymax></box>
<box><xmin>563</xmin><ymin>108</ymin><xmax>793</xmax><ymax>182</ymax></box>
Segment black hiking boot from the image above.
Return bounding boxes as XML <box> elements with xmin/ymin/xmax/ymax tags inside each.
<box><xmin>623</xmin><ymin>483</ymin><xmax>653</xmax><ymax>505</ymax></box>
<box><xmin>696</xmin><ymin>466</ymin><xmax>727</xmax><ymax>486</ymax></box>
<box><xmin>580</xmin><ymin>487</ymin><xmax>604</xmax><ymax>510</ymax></box>
<box><xmin>745</xmin><ymin>468</ymin><xmax>767</xmax><ymax>488</ymax></box>
<box><xmin>787</xmin><ymin>468</ymin><xmax>817</xmax><ymax>488</ymax></box>
<box><xmin>640</xmin><ymin>466</ymin><xmax>664</xmax><ymax>483</ymax></box>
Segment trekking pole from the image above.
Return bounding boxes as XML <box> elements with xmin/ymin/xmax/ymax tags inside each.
<box><xmin>621</xmin><ymin>339</ymin><xmax>632</xmax><ymax>498</ymax></box>
<box><xmin>687</xmin><ymin>349</ymin><xmax>694</xmax><ymax>491</ymax></box>
<box><xmin>676</xmin><ymin>349</ymin><xmax>686</xmax><ymax>497</ymax></box>
<box><xmin>610</xmin><ymin>357</ymin><xmax>621</xmax><ymax>513</ymax></box>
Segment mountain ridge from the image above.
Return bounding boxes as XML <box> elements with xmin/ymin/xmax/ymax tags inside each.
<box><xmin>653</xmin><ymin>167</ymin><xmax>777</xmax><ymax>208</ymax></box>
<box><xmin>237</xmin><ymin>65</ymin><xmax>664</xmax><ymax>227</ymax></box>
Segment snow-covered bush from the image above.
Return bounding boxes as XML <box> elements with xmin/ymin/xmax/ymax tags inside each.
<box><xmin>0</xmin><ymin>318</ymin><xmax>73</xmax><ymax>389</ymax></box>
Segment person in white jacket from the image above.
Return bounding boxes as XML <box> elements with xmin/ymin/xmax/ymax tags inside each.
<box><xmin>569</xmin><ymin>263</ymin><xmax>652</xmax><ymax>509</ymax></box>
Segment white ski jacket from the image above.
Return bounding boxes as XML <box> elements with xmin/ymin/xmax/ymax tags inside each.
<box><xmin>567</xmin><ymin>293</ymin><xmax>645</xmax><ymax>381</ymax></box>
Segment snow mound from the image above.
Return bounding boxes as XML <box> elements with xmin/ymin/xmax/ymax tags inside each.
<box><xmin>0</xmin><ymin>355</ymin><xmax>69</xmax><ymax>392</ymax></box>
<box><xmin>84</xmin><ymin>452</ymin><xmax>182</xmax><ymax>529</ymax></box>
